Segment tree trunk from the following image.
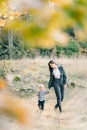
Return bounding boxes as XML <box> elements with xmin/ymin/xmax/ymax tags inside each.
<box><xmin>8</xmin><ymin>29</ymin><xmax>13</xmax><ymax>59</ymax></box>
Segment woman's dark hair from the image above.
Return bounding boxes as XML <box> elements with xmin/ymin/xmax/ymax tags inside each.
<box><xmin>48</xmin><ymin>60</ymin><xmax>56</xmax><ymax>72</ymax></box>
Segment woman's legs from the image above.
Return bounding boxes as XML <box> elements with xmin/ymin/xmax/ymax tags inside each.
<box><xmin>54</xmin><ymin>79</ymin><xmax>62</xmax><ymax>112</ymax></box>
<box><xmin>60</xmin><ymin>85</ymin><xmax>65</xmax><ymax>102</ymax></box>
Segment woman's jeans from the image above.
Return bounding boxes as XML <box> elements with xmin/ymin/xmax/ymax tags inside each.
<box><xmin>60</xmin><ymin>84</ymin><xmax>64</xmax><ymax>102</ymax></box>
<box><xmin>54</xmin><ymin>78</ymin><xmax>62</xmax><ymax>112</ymax></box>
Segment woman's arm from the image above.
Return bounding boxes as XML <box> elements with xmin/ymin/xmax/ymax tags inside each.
<box><xmin>48</xmin><ymin>72</ymin><xmax>54</xmax><ymax>89</ymax></box>
<box><xmin>62</xmin><ymin>67</ymin><xmax>67</xmax><ymax>85</ymax></box>
<box><xmin>59</xmin><ymin>66</ymin><xmax>67</xmax><ymax>85</ymax></box>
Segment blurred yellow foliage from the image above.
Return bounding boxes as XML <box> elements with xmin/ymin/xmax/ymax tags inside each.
<box><xmin>0</xmin><ymin>19</ymin><xmax>6</xmax><ymax>27</ymax></box>
<box><xmin>0</xmin><ymin>93</ymin><xmax>31</xmax><ymax>124</ymax></box>
<box><xmin>1</xmin><ymin>0</ymin><xmax>87</xmax><ymax>47</ymax></box>
<box><xmin>0</xmin><ymin>79</ymin><xmax>7</xmax><ymax>90</ymax></box>
<box><xmin>0</xmin><ymin>1</ymin><xmax>8</xmax><ymax>16</ymax></box>
<box><xmin>48</xmin><ymin>0</ymin><xmax>73</xmax><ymax>8</ymax></box>
<box><xmin>76</xmin><ymin>29</ymin><xmax>87</xmax><ymax>41</ymax></box>
<box><xmin>14</xmin><ymin>11</ymin><xmax>21</xmax><ymax>18</ymax></box>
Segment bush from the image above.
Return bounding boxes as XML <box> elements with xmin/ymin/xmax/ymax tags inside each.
<box><xmin>39</xmin><ymin>48</ymin><xmax>53</xmax><ymax>57</ymax></box>
<box><xmin>79</xmin><ymin>41</ymin><xmax>87</xmax><ymax>49</ymax></box>
<box><xmin>56</xmin><ymin>46</ymin><xmax>62</xmax><ymax>57</ymax></box>
<box><xmin>64</xmin><ymin>38</ymin><xmax>79</xmax><ymax>57</ymax></box>
<box><xmin>14</xmin><ymin>76</ymin><xmax>21</xmax><ymax>81</ymax></box>
<box><xmin>56</xmin><ymin>38</ymin><xmax>79</xmax><ymax>57</ymax></box>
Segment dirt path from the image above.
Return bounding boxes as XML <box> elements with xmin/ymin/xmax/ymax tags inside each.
<box><xmin>24</xmin><ymin>86</ymin><xmax>87</xmax><ymax>130</ymax></box>
<box><xmin>0</xmin><ymin>86</ymin><xmax>86</xmax><ymax>130</ymax></box>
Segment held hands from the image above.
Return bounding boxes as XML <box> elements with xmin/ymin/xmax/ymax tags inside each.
<box><xmin>64</xmin><ymin>84</ymin><xmax>67</xmax><ymax>88</ymax></box>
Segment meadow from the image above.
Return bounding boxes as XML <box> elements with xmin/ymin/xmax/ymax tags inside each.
<box><xmin>0</xmin><ymin>57</ymin><xmax>87</xmax><ymax>130</ymax></box>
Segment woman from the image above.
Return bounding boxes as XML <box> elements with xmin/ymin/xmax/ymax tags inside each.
<box><xmin>48</xmin><ymin>60</ymin><xmax>67</xmax><ymax>113</ymax></box>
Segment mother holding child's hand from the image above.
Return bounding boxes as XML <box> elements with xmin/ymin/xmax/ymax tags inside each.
<box><xmin>48</xmin><ymin>60</ymin><xmax>67</xmax><ymax>113</ymax></box>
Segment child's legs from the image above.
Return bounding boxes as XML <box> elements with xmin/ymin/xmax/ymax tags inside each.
<box><xmin>41</xmin><ymin>100</ymin><xmax>45</xmax><ymax>110</ymax></box>
<box><xmin>38</xmin><ymin>100</ymin><xmax>41</xmax><ymax>108</ymax></box>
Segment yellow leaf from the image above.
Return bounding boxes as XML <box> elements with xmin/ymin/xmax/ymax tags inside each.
<box><xmin>0</xmin><ymin>79</ymin><xmax>7</xmax><ymax>90</ymax></box>
<box><xmin>0</xmin><ymin>94</ymin><xmax>31</xmax><ymax>124</ymax></box>
<box><xmin>44</xmin><ymin>0</ymin><xmax>73</xmax><ymax>8</ymax></box>
<box><xmin>0</xmin><ymin>19</ymin><xmax>6</xmax><ymax>27</ymax></box>
<box><xmin>50</xmin><ymin>30</ymin><xmax>69</xmax><ymax>45</ymax></box>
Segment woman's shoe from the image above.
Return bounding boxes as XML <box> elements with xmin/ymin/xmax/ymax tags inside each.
<box><xmin>54</xmin><ymin>104</ymin><xmax>59</xmax><ymax>109</ymax></box>
<box><xmin>59</xmin><ymin>106</ymin><xmax>62</xmax><ymax>113</ymax></box>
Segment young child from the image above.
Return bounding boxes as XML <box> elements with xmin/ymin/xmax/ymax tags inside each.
<box><xmin>37</xmin><ymin>84</ymin><xmax>49</xmax><ymax>111</ymax></box>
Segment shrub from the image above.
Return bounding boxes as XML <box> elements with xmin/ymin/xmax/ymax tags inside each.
<box><xmin>14</xmin><ymin>76</ymin><xmax>21</xmax><ymax>81</ymax></box>
<box><xmin>56</xmin><ymin>38</ymin><xmax>79</xmax><ymax>57</ymax></box>
<box><xmin>79</xmin><ymin>41</ymin><xmax>87</xmax><ymax>49</ymax></box>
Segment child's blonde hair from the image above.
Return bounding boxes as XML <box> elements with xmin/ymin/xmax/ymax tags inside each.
<box><xmin>38</xmin><ymin>84</ymin><xmax>45</xmax><ymax>91</ymax></box>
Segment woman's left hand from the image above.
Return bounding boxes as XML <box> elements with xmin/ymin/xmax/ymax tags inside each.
<box><xmin>64</xmin><ymin>84</ymin><xmax>67</xmax><ymax>88</ymax></box>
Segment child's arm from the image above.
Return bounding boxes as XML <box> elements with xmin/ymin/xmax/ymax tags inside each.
<box><xmin>45</xmin><ymin>90</ymin><xmax>49</xmax><ymax>94</ymax></box>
